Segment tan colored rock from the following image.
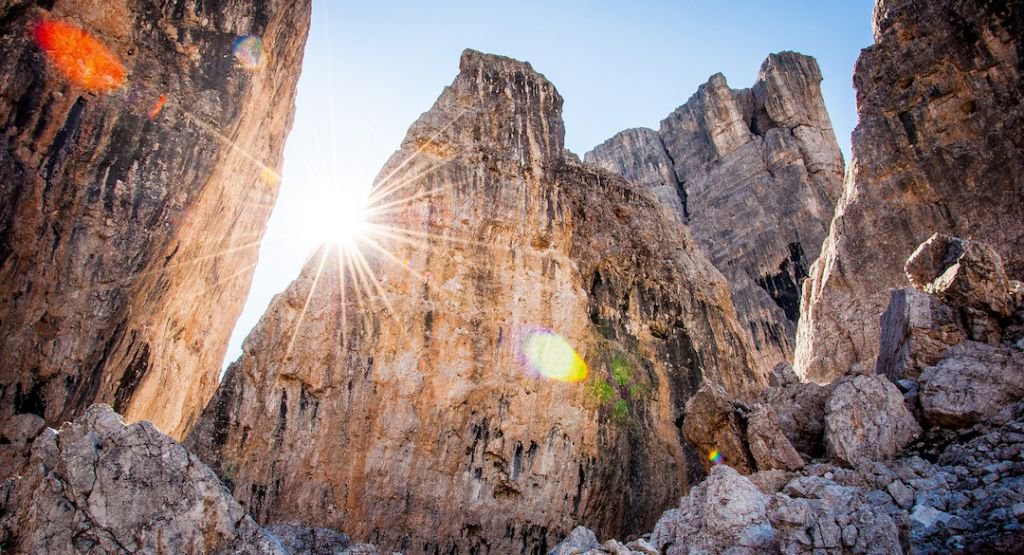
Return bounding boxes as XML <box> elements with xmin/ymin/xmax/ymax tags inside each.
<box><xmin>824</xmin><ymin>375</ymin><xmax>921</xmax><ymax>466</ymax></box>
<box><xmin>919</xmin><ymin>341</ymin><xmax>1024</xmax><ymax>428</ymax></box>
<box><xmin>682</xmin><ymin>383</ymin><xmax>755</xmax><ymax>474</ymax></box>
<box><xmin>0</xmin><ymin>0</ymin><xmax>311</xmax><ymax>439</ymax></box>
<box><xmin>187</xmin><ymin>50</ymin><xmax>765</xmax><ymax>554</ymax></box>
<box><xmin>587</xmin><ymin>52</ymin><xmax>843</xmax><ymax>372</ymax></box>
<box><xmin>746</xmin><ymin>405</ymin><xmax>805</xmax><ymax>472</ymax></box>
<box><xmin>795</xmin><ymin>0</ymin><xmax>1024</xmax><ymax>382</ymax></box>
<box><xmin>876</xmin><ymin>287</ymin><xmax>966</xmax><ymax>381</ymax></box>
<box><xmin>761</xmin><ymin>380</ymin><xmax>830</xmax><ymax>460</ymax></box>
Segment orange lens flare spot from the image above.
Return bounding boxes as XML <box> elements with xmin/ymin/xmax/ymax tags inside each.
<box><xmin>148</xmin><ymin>94</ymin><xmax>168</xmax><ymax>119</ymax></box>
<box><xmin>520</xmin><ymin>330</ymin><xmax>588</xmax><ymax>383</ymax></box>
<box><xmin>33</xmin><ymin>20</ymin><xmax>126</xmax><ymax>92</ymax></box>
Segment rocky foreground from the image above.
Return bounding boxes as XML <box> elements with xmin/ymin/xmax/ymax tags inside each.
<box><xmin>550</xmin><ymin>234</ymin><xmax>1024</xmax><ymax>554</ymax></box>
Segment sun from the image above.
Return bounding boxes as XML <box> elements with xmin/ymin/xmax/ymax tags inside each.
<box><xmin>295</xmin><ymin>182</ymin><xmax>371</xmax><ymax>251</ymax></box>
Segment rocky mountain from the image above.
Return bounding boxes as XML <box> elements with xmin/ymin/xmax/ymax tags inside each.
<box><xmin>552</xmin><ymin>232</ymin><xmax>1024</xmax><ymax>554</ymax></box>
<box><xmin>0</xmin><ymin>0</ymin><xmax>310</xmax><ymax>438</ymax></box>
<box><xmin>794</xmin><ymin>0</ymin><xmax>1024</xmax><ymax>382</ymax></box>
<box><xmin>586</xmin><ymin>52</ymin><xmax>843</xmax><ymax>371</ymax></box>
<box><xmin>3</xmin><ymin>0</ymin><xmax>1024</xmax><ymax>553</ymax></box>
<box><xmin>185</xmin><ymin>49</ymin><xmax>766</xmax><ymax>554</ymax></box>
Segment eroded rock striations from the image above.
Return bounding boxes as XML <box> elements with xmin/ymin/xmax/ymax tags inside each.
<box><xmin>0</xmin><ymin>0</ymin><xmax>311</xmax><ymax>438</ymax></box>
<box><xmin>187</xmin><ymin>50</ymin><xmax>766</xmax><ymax>554</ymax></box>
<box><xmin>552</xmin><ymin>233</ymin><xmax>1024</xmax><ymax>554</ymax></box>
<box><xmin>586</xmin><ymin>52</ymin><xmax>843</xmax><ymax>371</ymax></box>
<box><xmin>795</xmin><ymin>0</ymin><xmax>1024</xmax><ymax>382</ymax></box>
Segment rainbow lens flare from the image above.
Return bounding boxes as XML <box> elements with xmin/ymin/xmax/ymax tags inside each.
<box><xmin>33</xmin><ymin>20</ymin><xmax>126</xmax><ymax>92</ymax></box>
<box><xmin>708</xmin><ymin>449</ymin><xmax>723</xmax><ymax>465</ymax></box>
<box><xmin>520</xmin><ymin>330</ymin><xmax>588</xmax><ymax>383</ymax></box>
<box><xmin>233</xmin><ymin>35</ymin><xmax>265</xmax><ymax>70</ymax></box>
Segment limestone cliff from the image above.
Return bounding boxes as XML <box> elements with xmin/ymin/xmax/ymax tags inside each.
<box><xmin>188</xmin><ymin>50</ymin><xmax>765</xmax><ymax>554</ymax></box>
<box><xmin>0</xmin><ymin>0</ymin><xmax>311</xmax><ymax>438</ymax></box>
<box><xmin>586</xmin><ymin>52</ymin><xmax>843</xmax><ymax>371</ymax></box>
<box><xmin>795</xmin><ymin>0</ymin><xmax>1024</xmax><ymax>382</ymax></box>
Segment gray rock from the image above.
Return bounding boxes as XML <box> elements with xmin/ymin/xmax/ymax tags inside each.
<box><xmin>905</xmin><ymin>234</ymin><xmax>1013</xmax><ymax>318</ymax></box>
<box><xmin>825</xmin><ymin>375</ymin><xmax>922</xmax><ymax>466</ymax></box>
<box><xmin>746</xmin><ymin>404</ymin><xmax>806</xmax><ymax>471</ymax></box>
<box><xmin>876</xmin><ymin>288</ymin><xmax>966</xmax><ymax>381</ymax></box>
<box><xmin>0</xmin><ymin>405</ymin><xmax>287</xmax><ymax>554</ymax></box>
<box><xmin>794</xmin><ymin>0</ymin><xmax>1024</xmax><ymax>382</ymax></box>
<box><xmin>683</xmin><ymin>383</ymin><xmax>755</xmax><ymax>474</ymax></box>
<box><xmin>587</xmin><ymin>52</ymin><xmax>843</xmax><ymax>371</ymax></box>
<box><xmin>919</xmin><ymin>342</ymin><xmax>1024</xmax><ymax>428</ymax></box>
<box><xmin>265</xmin><ymin>524</ymin><xmax>353</xmax><ymax>554</ymax></box>
<box><xmin>549</xmin><ymin>526</ymin><xmax>600</xmax><ymax>555</ymax></box>
<box><xmin>650</xmin><ymin>465</ymin><xmax>775</xmax><ymax>554</ymax></box>
<box><xmin>762</xmin><ymin>380</ymin><xmax>831</xmax><ymax>460</ymax></box>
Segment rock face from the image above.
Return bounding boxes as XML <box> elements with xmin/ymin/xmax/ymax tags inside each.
<box><xmin>795</xmin><ymin>0</ymin><xmax>1024</xmax><ymax>382</ymax></box>
<box><xmin>187</xmin><ymin>50</ymin><xmax>766</xmax><ymax>554</ymax></box>
<box><xmin>586</xmin><ymin>52</ymin><xmax>843</xmax><ymax>371</ymax></box>
<box><xmin>824</xmin><ymin>374</ymin><xmax>921</xmax><ymax>466</ymax></box>
<box><xmin>0</xmin><ymin>405</ymin><xmax>287</xmax><ymax>554</ymax></box>
<box><xmin>0</xmin><ymin>0</ymin><xmax>311</xmax><ymax>438</ymax></box>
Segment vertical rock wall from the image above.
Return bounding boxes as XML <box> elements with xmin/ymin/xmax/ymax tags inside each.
<box><xmin>586</xmin><ymin>52</ymin><xmax>844</xmax><ymax>370</ymax></box>
<box><xmin>795</xmin><ymin>0</ymin><xmax>1024</xmax><ymax>382</ymax></box>
<box><xmin>0</xmin><ymin>0</ymin><xmax>311</xmax><ymax>437</ymax></box>
<box><xmin>188</xmin><ymin>50</ymin><xmax>765</xmax><ymax>554</ymax></box>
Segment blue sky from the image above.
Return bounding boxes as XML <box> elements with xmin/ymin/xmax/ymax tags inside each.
<box><xmin>223</xmin><ymin>0</ymin><xmax>876</xmax><ymax>368</ymax></box>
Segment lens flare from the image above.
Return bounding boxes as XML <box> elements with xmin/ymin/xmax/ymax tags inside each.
<box><xmin>33</xmin><ymin>20</ymin><xmax>126</xmax><ymax>92</ymax></box>
<box><xmin>148</xmin><ymin>94</ymin><xmax>168</xmax><ymax>119</ymax></box>
<box><xmin>233</xmin><ymin>35</ymin><xmax>265</xmax><ymax>70</ymax></box>
<box><xmin>708</xmin><ymin>449</ymin><xmax>723</xmax><ymax>465</ymax></box>
<box><xmin>520</xmin><ymin>330</ymin><xmax>588</xmax><ymax>382</ymax></box>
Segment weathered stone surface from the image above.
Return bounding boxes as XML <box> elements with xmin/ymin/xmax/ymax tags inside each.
<box><xmin>587</xmin><ymin>52</ymin><xmax>843</xmax><ymax>371</ymax></box>
<box><xmin>549</xmin><ymin>526</ymin><xmax>601</xmax><ymax>555</ymax></box>
<box><xmin>769</xmin><ymin>478</ymin><xmax>903</xmax><ymax>554</ymax></box>
<box><xmin>0</xmin><ymin>405</ymin><xmax>287</xmax><ymax>554</ymax></box>
<box><xmin>188</xmin><ymin>50</ymin><xmax>765</xmax><ymax>554</ymax></box>
<box><xmin>761</xmin><ymin>380</ymin><xmax>830</xmax><ymax>460</ymax></box>
<box><xmin>747</xmin><ymin>404</ymin><xmax>806</xmax><ymax>471</ymax></box>
<box><xmin>795</xmin><ymin>0</ymin><xmax>1024</xmax><ymax>382</ymax></box>
<box><xmin>906</xmin><ymin>234</ymin><xmax>1012</xmax><ymax>316</ymax></box>
<box><xmin>919</xmin><ymin>341</ymin><xmax>1024</xmax><ymax>428</ymax></box>
<box><xmin>825</xmin><ymin>375</ymin><xmax>921</xmax><ymax>466</ymax></box>
<box><xmin>682</xmin><ymin>382</ymin><xmax>754</xmax><ymax>474</ymax></box>
<box><xmin>0</xmin><ymin>0</ymin><xmax>311</xmax><ymax>439</ymax></box>
<box><xmin>876</xmin><ymin>287</ymin><xmax>966</xmax><ymax>381</ymax></box>
<box><xmin>649</xmin><ymin>465</ymin><xmax>775</xmax><ymax>555</ymax></box>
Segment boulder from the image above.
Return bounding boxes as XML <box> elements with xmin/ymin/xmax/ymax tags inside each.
<box><xmin>683</xmin><ymin>383</ymin><xmax>755</xmax><ymax>474</ymax></box>
<box><xmin>747</xmin><ymin>405</ymin><xmax>806</xmax><ymax>471</ymax></box>
<box><xmin>762</xmin><ymin>381</ymin><xmax>831</xmax><ymax>460</ymax></box>
<box><xmin>876</xmin><ymin>287</ymin><xmax>966</xmax><ymax>381</ymax></box>
<box><xmin>919</xmin><ymin>342</ymin><xmax>1024</xmax><ymax>428</ymax></box>
<box><xmin>0</xmin><ymin>405</ymin><xmax>285</xmax><ymax>554</ymax></box>
<box><xmin>650</xmin><ymin>465</ymin><xmax>775</xmax><ymax>554</ymax></box>
<box><xmin>824</xmin><ymin>375</ymin><xmax>921</xmax><ymax>466</ymax></box>
<box><xmin>549</xmin><ymin>526</ymin><xmax>601</xmax><ymax>555</ymax></box>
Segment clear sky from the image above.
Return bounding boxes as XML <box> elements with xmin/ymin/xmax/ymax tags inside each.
<box><xmin>222</xmin><ymin>0</ymin><xmax>876</xmax><ymax>368</ymax></box>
